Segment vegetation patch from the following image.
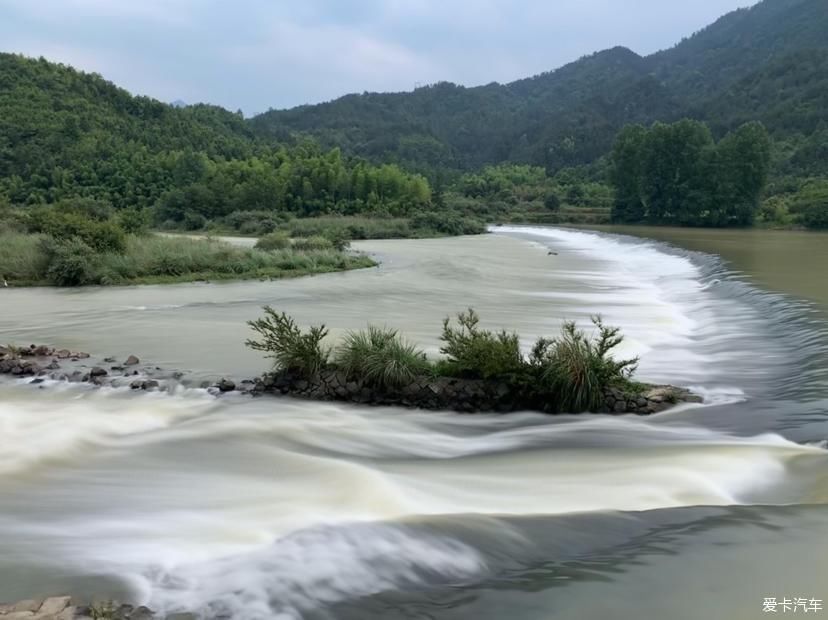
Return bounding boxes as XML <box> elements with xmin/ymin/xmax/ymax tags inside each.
<box><xmin>0</xmin><ymin>201</ymin><xmax>375</xmax><ymax>286</ymax></box>
<box><xmin>246</xmin><ymin>307</ymin><xmax>645</xmax><ymax>414</ymax></box>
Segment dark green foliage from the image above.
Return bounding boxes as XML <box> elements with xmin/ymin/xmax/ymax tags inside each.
<box><xmin>439</xmin><ymin>309</ymin><xmax>524</xmax><ymax>380</ymax></box>
<box><xmin>409</xmin><ymin>211</ymin><xmax>485</xmax><ymax>236</ymax></box>
<box><xmin>291</xmin><ymin>236</ymin><xmax>334</xmax><ymax>251</ymax></box>
<box><xmin>335</xmin><ymin>326</ymin><xmax>431</xmax><ymax>390</ymax></box>
<box><xmin>530</xmin><ymin>317</ymin><xmax>638</xmax><ymax>413</ymax></box>
<box><xmin>27</xmin><ymin>204</ymin><xmax>127</xmax><ymax>252</ymax></box>
<box><xmin>0</xmin><ymin>53</ymin><xmax>432</xmax><ymax>222</ymax></box>
<box><xmin>246</xmin><ymin>306</ymin><xmax>330</xmax><ymax>378</ymax></box>
<box><xmin>41</xmin><ymin>237</ymin><xmax>96</xmax><ymax>286</ymax></box>
<box><xmin>610</xmin><ymin>120</ymin><xmax>771</xmax><ymax>226</ymax></box>
<box><xmin>249</xmin><ymin>309</ymin><xmax>640</xmax><ymax>413</ymax></box>
<box><xmin>791</xmin><ymin>181</ymin><xmax>828</xmax><ymax>228</ymax></box>
<box><xmin>255</xmin><ymin>232</ymin><xmax>291</xmax><ymax>251</ymax></box>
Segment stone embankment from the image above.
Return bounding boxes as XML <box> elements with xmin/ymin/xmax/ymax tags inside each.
<box><xmin>1</xmin><ymin>344</ymin><xmax>702</xmax><ymax>414</ymax></box>
<box><xmin>0</xmin><ymin>597</ymin><xmax>192</xmax><ymax>620</ymax></box>
<box><xmin>251</xmin><ymin>369</ymin><xmax>702</xmax><ymax>414</ymax></box>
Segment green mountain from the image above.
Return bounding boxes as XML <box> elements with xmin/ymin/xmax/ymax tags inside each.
<box><xmin>249</xmin><ymin>0</ymin><xmax>828</xmax><ymax>176</ymax></box>
<box><xmin>0</xmin><ymin>53</ymin><xmax>431</xmax><ymax>219</ymax></box>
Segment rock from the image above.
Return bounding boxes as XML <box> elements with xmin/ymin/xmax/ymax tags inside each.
<box><xmin>38</xmin><ymin>596</ymin><xmax>71</xmax><ymax>616</ymax></box>
<box><xmin>613</xmin><ymin>401</ymin><xmax>626</xmax><ymax>413</ymax></box>
<box><xmin>110</xmin><ymin>365</ymin><xmax>125</xmax><ymax>372</ymax></box>
<box><xmin>2</xmin><ymin>612</ymin><xmax>36</xmax><ymax>619</ymax></box>
<box><xmin>56</xmin><ymin>349</ymin><xmax>72</xmax><ymax>359</ymax></box>
<box><xmin>166</xmin><ymin>613</ymin><xmax>197</xmax><ymax>620</ymax></box>
<box><xmin>124</xmin><ymin>355</ymin><xmax>140</xmax><ymax>366</ymax></box>
<box><xmin>29</xmin><ymin>377</ymin><xmax>45</xmax><ymax>385</ymax></box>
<box><xmin>46</xmin><ymin>360</ymin><xmax>60</xmax><ymax>370</ymax></box>
<box><xmin>89</xmin><ymin>367</ymin><xmax>108</xmax><ymax>377</ymax></box>
<box><xmin>142</xmin><ymin>380</ymin><xmax>160</xmax><ymax>390</ymax></box>
<box><xmin>103</xmin><ymin>357</ymin><xmax>116</xmax><ymax>363</ymax></box>
<box><xmin>130</xmin><ymin>606</ymin><xmax>156</xmax><ymax>620</ymax></box>
<box><xmin>10</xmin><ymin>600</ymin><xmax>41</xmax><ymax>613</ymax></box>
<box><xmin>76</xmin><ymin>352</ymin><xmax>90</xmax><ymax>359</ymax></box>
<box><xmin>130</xmin><ymin>379</ymin><xmax>143</xmax><ymax>390</ymax></box>
<box><xmin>217</xmin><ymin>378</ymin><xmax>236</xmax><ymax>392</ymax></box>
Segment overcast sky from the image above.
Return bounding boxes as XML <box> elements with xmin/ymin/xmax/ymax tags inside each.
<box><xmin>2</xmin><ymin>0</ymin><xmax>757</xmax><ymax>115</ymax></box>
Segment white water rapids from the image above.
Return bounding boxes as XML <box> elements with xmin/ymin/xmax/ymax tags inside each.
<box><xmin>1</xmin><ymin>227</ymin><xmax>827</xmax><ymax>619</ymax></box>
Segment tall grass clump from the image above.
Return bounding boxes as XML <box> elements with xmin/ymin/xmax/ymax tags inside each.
<box><xmin>0</xmin><ymin>232</ymin><xmax>48</xmax><ymax>283</ymax></box>
<box><xmin>335</xmin><ymin>326</ymin><xmax>431</xmax><ymax>390</ymax></box>
<box><xmin>531</xmin><ymin>316</ymin><xmax>638</xmax><ymax>412</ymax></box>
<box><xmin>246</xmin><ymin>306</ymin><xmax>330</xmax><ymax>378</ymax></box>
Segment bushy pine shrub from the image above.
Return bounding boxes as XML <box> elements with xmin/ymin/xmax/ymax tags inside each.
<box><xmin>335</xmin><ymin>326</ymin><xmax>431</xmax><ymax>390</ymax></box>
<box><xmin>439</xmin><ymin>309</ymin><xmax>524</xmax><ymax>380</ymax></box>
<box><xmin>246</xmin><ymin>307</ymin><xmax>330</xmax><ymax>378</ymax></box>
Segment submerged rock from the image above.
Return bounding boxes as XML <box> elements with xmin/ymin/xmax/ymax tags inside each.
<box><xmin>217</xmin><ymin>378</ymin><xmax>236</xmax><ymax>392</ymax></box>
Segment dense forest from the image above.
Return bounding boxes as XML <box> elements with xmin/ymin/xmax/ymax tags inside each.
<box><xmin>610</xmin><ymin>120</ymin><xmax>771</xmax><ymax>226</ymax></box>
<box><xmin>0</xmin><ymin>53</ymin><xmax>433</xmax><ymax>232</ymax></box>
<box><xmin>251</xmin><ymin>0</ymin><xmax>827</xmax><ymax>181</ymax></box>
<box><xmin>0</xmin><ymin>0</ymin><xmax>826</xmax><ymax>231</ymax></box>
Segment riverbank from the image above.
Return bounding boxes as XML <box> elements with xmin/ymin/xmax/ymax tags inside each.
<box><xmin>0</xmin><ymin>596</ymin><xmax>191</xmax><ymax>620</ymax></box>
<box><xmin>0</xmin><ymin>232</ymin><xmax>375</xmax><ymax>287</ymax></box>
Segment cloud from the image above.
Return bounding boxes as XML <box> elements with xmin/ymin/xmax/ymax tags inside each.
<box><xmin>0</xmin><ymin>0</ymin><xmax>758</xmax><ymax>114</ymax></box>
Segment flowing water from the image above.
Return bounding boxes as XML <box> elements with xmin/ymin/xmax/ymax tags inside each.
<box><xmin>1</xmin><ymin>226</ymin><xmax>827</xmax><ymax>619</ymax></box>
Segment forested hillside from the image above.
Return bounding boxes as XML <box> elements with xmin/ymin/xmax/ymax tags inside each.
<box><xmin>0</xmin><ymin>53</ymin><xmax>432</xmax><ymax>226</ymax></box>
<box><xmin>250</xmin><ymin>0</ymin><xmax>827</xmax><ymax>177</ymax></box>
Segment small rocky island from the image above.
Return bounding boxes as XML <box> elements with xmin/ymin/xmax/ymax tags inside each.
<box><xmin>0</xmin><ymin>307</ymin><xmax>704</xmax><ymax>416</ymax></box>
<box><xmin>250</xmin><ymin>368</ymin><xmax>700</xmax><ymax>414</ymax></box>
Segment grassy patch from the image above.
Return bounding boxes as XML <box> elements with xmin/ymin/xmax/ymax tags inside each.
<box><xmin>0</xmin><ymin>232</ymin><xmax>375</xmax><ymax>287</ymax></box>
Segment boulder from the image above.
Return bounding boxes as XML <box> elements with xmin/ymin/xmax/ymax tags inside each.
<box><xmin>89</xmin><ymin>367</ymin><xmax>108</xmax><ymax>377</ymax></box>
<box><xmin>217</xmin><ymin>378</ymin><xmax>236</xmax><ymax>392</ymax></box>
<box><xmin>38</xmin><ymin>596</ymin><xmax>71</xmax><ymax>616</ymax></box>
<box><xmin>124</xmin><ymin>355</ymin><xmax>140</xmax><ymax>366</ymax></box>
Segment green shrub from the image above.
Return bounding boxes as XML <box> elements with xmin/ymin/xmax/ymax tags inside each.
<box><xmin>246</xmin><ymin>306</ymin><xmax>330</xmax><ymax>378</ymax></box>
<box><xmin>292</xmin><ymin>236</ymin><xmax>334</xmax><ymax>251</ymax></box>
<box><xmin>439</xmin><ymin>309</ymin><xmax>524</xmax><ymax>380</ymax></box>
<box><xmin>410</xmin><ymin>211</ymin><xmax>485</xmax><ymax>236</ymax></box>
<box><xmin>42</xmin><ymin>237</ymin><xmax>97</xmax><ymax>286</ymax></box>
<box><xmin>183</xmin><ymin>211</ymin><xmax>207</xmax><ymax>230</ymax></box>
<box><xmin>335</xmin><ymin>326</ymin><xmax>431</xmax><ymax>390</ymax></box>
<box><xmin>531</xmin><ymin>316</ymin><xmax>638</xmax><ymax>412</ymax></box>
<box><xmin>791</xmin><ymin>181</ymin><xmax>828</xmax><ymax>229</ymax></box>
<box><xmin>117</xmin><ymin>207</ymin><xmax>151</xmax><ymax>235</ymax></box>
<box><xmin>255</xmin><ymin>232</ymin><xmax>291</xmax><ymax>251</ymax></box>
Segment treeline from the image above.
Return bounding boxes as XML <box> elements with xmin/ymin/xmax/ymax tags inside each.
<box><xmin>0</xmin><ymin>54</ymin><xmax>433</xmax><ymax>227</ymax></box>
<box><xmin>609</xmin><ymin>120</ymin><xmax>771</xmax><ymax>226</ymax></box>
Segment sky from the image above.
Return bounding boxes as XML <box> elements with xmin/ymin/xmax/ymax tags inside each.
<box><xmin>1</xmin><ymin>0</ymin><xmax>757</xmax><ymax>116</ymax></box>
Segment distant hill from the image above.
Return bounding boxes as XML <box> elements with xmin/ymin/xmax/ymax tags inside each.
<box><xmin>249</xmin><ymin>0</ymin><xmax>828</xmax><ymax>176</ymax></box>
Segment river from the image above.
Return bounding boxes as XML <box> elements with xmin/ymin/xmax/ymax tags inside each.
<box><xmin>1</xmin><ymin>226</ymin><xmax>827</xmax><ymax>619</ymax></box>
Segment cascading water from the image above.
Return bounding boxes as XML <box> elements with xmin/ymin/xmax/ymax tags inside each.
<box><xmin>1</xmin><ymin>227</ymin><xmax>827</xmax><ymax>620</ymax></box>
